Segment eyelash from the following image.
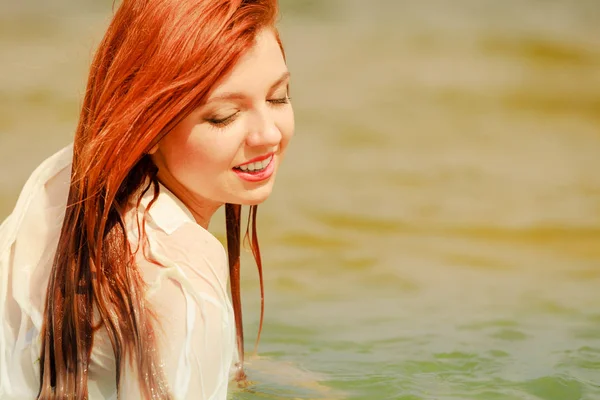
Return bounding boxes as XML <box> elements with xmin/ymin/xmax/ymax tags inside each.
<box><xmin>207</xmin><ymin>112</ymin><xmax>239</xmax><ymax>127</ymax></box>
<box><xmin>267</xmin><ymin>96</ymin><xmax>291</xmax><ymax>105</ymax></box>
<box><xmin>206</xmin><ymin>96</ymin><xmax>291</xmax><ymax>128</ymax></box>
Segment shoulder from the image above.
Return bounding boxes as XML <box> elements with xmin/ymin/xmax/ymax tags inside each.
<box><xmin>1</xmin><ymin>144</ymin><xmax>72</xmax><ymax>248</ymax></box>
<box><xmin>144</xmin><ymin>222</ymin><xmax>228</xmax><ymax>288</ymax></box>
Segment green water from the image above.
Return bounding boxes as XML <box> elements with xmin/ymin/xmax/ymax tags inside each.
<box><xmin>1</xmin><ymin>1</ymin><xmax>599</xmax><ymax>399</ymax></box>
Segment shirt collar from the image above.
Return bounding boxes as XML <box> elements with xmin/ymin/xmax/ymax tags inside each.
<box><xmin>139</xmin><ymin>181</ymin><xmax>195</xmax><ymax>235</ymax></box>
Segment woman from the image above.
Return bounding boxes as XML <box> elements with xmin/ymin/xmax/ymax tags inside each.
<box><xmin>0</xmin><ymin>0</ymin><xmax>294</xmax><ymax>398</ymax></box>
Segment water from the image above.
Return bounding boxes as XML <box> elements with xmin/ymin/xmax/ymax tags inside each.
<box><xmin>1</xmin><ymin>1</ymin><xmax>600</xmax><ymax>399</ymax></box>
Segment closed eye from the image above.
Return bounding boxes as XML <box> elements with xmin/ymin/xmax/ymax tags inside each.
<box><xmin>206</xmin><ymin>111</ymin><xmax>240</xmax><ymax>127</ymax></box>
<box><xmin>267</xmin><ymin>96</ymin><xmax>291</xmax><ymax>105</ymax></box>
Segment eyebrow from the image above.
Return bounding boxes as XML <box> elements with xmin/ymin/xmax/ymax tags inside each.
<box><xmin>269</xmin><ymin>71</ymin><xmax>291</xmax><ymax>92</ymax></box>
<box><xmin>206</xmin><ymin>71</ymin><xmax>291</xmax><ymax>103</ymax></box>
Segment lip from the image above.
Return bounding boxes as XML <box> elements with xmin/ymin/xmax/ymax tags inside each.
<box><xmin>235</xmin><ymin>152</ymin><xmax>275</xmax><ymax>167</ymax></box>
<box><xmin>232</xmin><ymin>155</ymin><xmax>275</xmax><ymax>183</ymax></box>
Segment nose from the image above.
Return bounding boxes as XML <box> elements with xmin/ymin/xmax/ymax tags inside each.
<box><xmin>245</xmin><ymin>108</ymin><xmax>282</xmax><ymax>148</ymax></box>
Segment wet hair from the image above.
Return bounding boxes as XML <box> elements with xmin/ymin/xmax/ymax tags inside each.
<box><xmin>38</xmin><ymin>0</ymin><xmax>281</xmax><ymax>398</ymax></box>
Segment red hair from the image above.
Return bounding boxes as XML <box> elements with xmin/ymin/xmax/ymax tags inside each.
<box><xmin>38</xmin><ymin>0</ymin><xmax>281</xmax><ymax>398</ymax></box>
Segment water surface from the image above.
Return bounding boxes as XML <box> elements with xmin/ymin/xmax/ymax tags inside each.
<box><xmin>1</xmin><ymin>1</ymin><xmax>599</xmax><ymax>399</ymax></box>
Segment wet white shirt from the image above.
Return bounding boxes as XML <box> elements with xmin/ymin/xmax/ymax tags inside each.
<box><xmin>0</xmin><ymin>144</ymin><xmax>236</xmax><ymax>399</ymax></box>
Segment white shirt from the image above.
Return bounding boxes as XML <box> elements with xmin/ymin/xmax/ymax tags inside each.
<box><xmin>0</xmin><ymin>144</ymin><xmax>236</xmax><ymax>399</ymax></box>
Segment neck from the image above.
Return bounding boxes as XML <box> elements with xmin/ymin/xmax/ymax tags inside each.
<box><xmin>187</xmin><ymin>201</ymin><xmax>221</xmax><ymax>230</ymax></box>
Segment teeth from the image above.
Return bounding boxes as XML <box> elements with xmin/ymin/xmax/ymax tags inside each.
<box><xmin>237</xmin><ymin>156</ymin><xmax>272</xmax><ymax>172</ymax></box>
<box><xmin>262</xmin><ymin>156</ymin><xmax>272</xmax><ymax>168</ymax></box>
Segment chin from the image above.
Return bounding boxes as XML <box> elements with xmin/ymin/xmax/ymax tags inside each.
<box><xmin>235</xmin><ymin>185</ymin><xmax>274</xmax><ymax>206</ymax></box>
<box><xmin>239</xmin><ymin>193</ymin><xmax>272</xmax><ymax>206</ymax></box>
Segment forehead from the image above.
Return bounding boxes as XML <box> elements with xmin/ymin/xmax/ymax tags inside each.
<box><xmin>209</xmin><ymin>29</ymin><xmax>287</xmax><ymax>97</ymax></box>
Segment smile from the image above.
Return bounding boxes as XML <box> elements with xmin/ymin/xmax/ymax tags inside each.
<box><xmin>233</xmin><ymin>154</ymin><xmax>275</xmax><ymax>182</ymax></box>
<box><xmin>234</xmin><ymin>155</ymin><xmax>273</xmax><ymax>172</ymax></box>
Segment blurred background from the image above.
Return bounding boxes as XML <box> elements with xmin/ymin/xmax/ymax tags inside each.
<box><xmin>1</xmin><ymin>0</ymin><xmax>599</xmax><ymax>399</ymax></box>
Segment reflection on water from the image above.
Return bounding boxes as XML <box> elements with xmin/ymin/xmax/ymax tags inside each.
<box><xmin>1</xmin><ymin>0</ymin><xmax>599</xmax><ymax>399</ymax></box>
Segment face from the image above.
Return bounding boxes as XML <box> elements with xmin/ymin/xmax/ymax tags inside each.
<box><xmin>151</xmin><ymin>28</ymin><xmax>294</xmax><ymax>220</ymax></box>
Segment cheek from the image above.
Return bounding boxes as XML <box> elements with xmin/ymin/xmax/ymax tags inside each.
<box><xmin>279</xmin><ymin>109</ymin><xmax>295</xmax><ymax>148</ymax></box>
<box><xmin>173</xmin><ymin>145</ymin><xmax>214</xmax><ymax>175</ymax></box>
<box><xmin>162</xmin><ymin>128</ymin><xmax>236</xmax><ymax>180</ymax></box>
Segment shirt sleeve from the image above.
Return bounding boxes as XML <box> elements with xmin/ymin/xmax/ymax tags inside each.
<box><xmin>119</xmin><ymin>222</ymin><xmax>235</xmax><ymax>400</ymax></box>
